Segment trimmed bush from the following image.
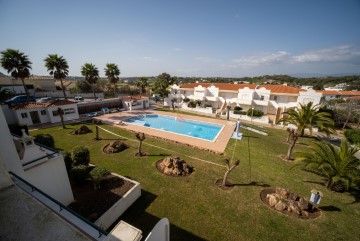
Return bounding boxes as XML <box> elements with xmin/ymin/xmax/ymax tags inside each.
<box><xmin>70</xmin><ymin>165</ymin><xmax>89</xmax><ymax>184</ymax></box>
<box><xmin>188</xmin><ymin>100</ymin><xmax>196</xmax><ymax>108</ymax></box>
<box><xmin>344</xmin><ymin>129</ymin><xmax>360</xmax><ymax>146</ymax></box>
<box><xmin>61</xmin><ymin>151</ymin><xmax>73</xmax><ymax>172</ymax></box>
<box><xmin>195</xmin><ymin>100</ymin><xmax>202</xmax><ymax>106</ymax></box>
<box><xmin>72</xmin><ymin>146</ymin><xmax>90</xmax><ymax>166</ymax></box>
<box><xmin>34</xmin><ymin>134</ymin><xmax>55</xmax><ymax>148</ymax></box>
<box><xmin>90</xmin><ymin>167</ymin><xmax>111</xmax><ymax>189</ymax></box>
<box><xmin>204</xmin><ymin>103</ymin><xmax>212</xmax><ymax>108</ymax></box>
<box><xmin>233</xmin><ymin>106</ymin><xmax>244</xmax><ymax>114</ymax></box>
<box><xmin>246</xmin><ymin>108</ymin><xmax>264</xmax><ymax>117</ymax></box>
<box><xmin>8</xmin><ymin>123</ymin><xmax>28</xmax><ymax>136</ymax></box>
<box><xmin>183</xmin><ymin>97</ymin><xmax>190</xmax><ymax>103</ymax></box>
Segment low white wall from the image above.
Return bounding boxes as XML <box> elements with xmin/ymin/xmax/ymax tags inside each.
<box><xmin>35</xmin><ymin>91</ymin><xmax>104</xmax><ymax>99</ymax></box>
<box><xmin>24</xmin><ymin>155</ymin><xmax>74</xmax><ymax>205</ymax></box>
<box><xmin>95</xmin><ymin>173</ymin><xmax>141</xmax><ymax>229</ymax></box>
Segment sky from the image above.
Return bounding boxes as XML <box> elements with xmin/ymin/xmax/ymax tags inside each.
<box><xmin>0</xmin><ymin>0</ymin><xmax>360</xmax><ymax>77</ymax></box>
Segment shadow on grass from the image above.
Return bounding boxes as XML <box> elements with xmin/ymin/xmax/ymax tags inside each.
<box><xmin>232</xmin><ymin>181</ymin><xmax>270</xmax><ymax>187</ymax></box>
<box><xmin>145</xmin><ymin>153</ymin><xmax>170</xmax><ymax>157</ymax></box>
<box><xmin>320</xmin><ymin>205</ymin><xmax>341</xmax><ymax>212</ymax></box>
<box><xmin>118</xmin><ymin>190</ymin><xmax>206</xmax><ymax>241</ymax></box>
<box><xmin>348</xmin><ymin>188</ymin><xmax>360</xmax><ymax>204</ymax></box>
<box><xmin>303</xmin><ymin>180</ymin><xmax>326</xmax><ymax>186</ymax></box>
<box><xmin>241</xmin><ymin>135</ymin><xmax>259</xmax><ymax>139</ymax></box>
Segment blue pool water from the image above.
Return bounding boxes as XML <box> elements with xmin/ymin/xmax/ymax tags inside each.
<box><xmin>123</xmin><ymin>114</ymin><xmax>222</xmax><ymax>141</ymax></box>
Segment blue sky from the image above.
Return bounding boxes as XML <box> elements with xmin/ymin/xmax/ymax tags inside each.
<box><xmin>1</xmin><ymin>0</ymin><xmax>360</xmax><ymax>77</ymax></box>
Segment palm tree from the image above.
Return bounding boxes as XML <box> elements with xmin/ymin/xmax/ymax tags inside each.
<box><xmin>294</xmin><ymin>139</ymin><xmax>360</xmax><ymax>191</ymax></box>
<box><xmin>104</xmin><ymin>63</ymin><xmax>120</xmax><ymax>95</ymax></box>
<box><xmin>81</xmin><ymin>63</ymin><xmax>99</xmax><ymax>100</ymax></box>
<box><xmin>0</xmin><ymin>49</ymin><xmax>32</xmax><ymax>99</ymax></box>
<box><xmin>135</xmin><ymin>77</ymin><xmax>148</xmax><ymax>96</ymax></box>
<box><xmin>277</xmin><ymin>102</ymin><xmax>335</xmax><ymax>137</ymax></box>
<box><xmin>135</xmin><ymin>132</ymin><xmax>146</xmax><ymax>156</ymax></box>
<box><xmin>44</xmin><ymin>54</ymin><xmax>69</xmax><ymax>99</ymax></box>
<box><xmin>57</xmin><ymin>107</ymin><xmax>66</xmax><ymax>129</ymax></box>
<box><xmin>222</xmin><ymin>158</ymin><xmax>240</xmax><ymax>187</ymax></box>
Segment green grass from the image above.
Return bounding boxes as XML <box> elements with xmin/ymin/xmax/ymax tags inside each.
<box><xmin>30</xmin><ymin>121</ymin><xmax>360</xmax><ymax>241</ymax></box>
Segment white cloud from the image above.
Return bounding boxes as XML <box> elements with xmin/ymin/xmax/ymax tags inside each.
<box><xmin>231</xmin><ymin>51</ymin><xmax>290</xmax><ymax>67</ymax></box>
<box><xmin>226</xmin><ymin>45</ymin><xmax>360</xmax><ymax>70</ymax></box>
<box><xmin>293</xmin><ymin>45</ymin><xmax>360</xmax><ymax>63</ymax></box>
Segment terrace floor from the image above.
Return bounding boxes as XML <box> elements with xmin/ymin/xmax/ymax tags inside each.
<box><xmin>95</xmin><ymin>109</ymin><xmax>235</xmax><ymax>153</ymax></box>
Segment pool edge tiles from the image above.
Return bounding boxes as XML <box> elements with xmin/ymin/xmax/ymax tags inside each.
<box><xmin>123</xmin><ymin>114</ymin><xmax>224</xmax><ymax>142</ymax></box>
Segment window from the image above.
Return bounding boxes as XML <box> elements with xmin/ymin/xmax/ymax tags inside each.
<box><xmin>40</xmin><ymin>110</ymin><xmax>46</xmax><ymax>115</ymax></box>
<box><xmin>63</xmin><ymin>108</ymin><xmax>75</xmax><ymax>114</ymax></box>
<box><xmin>21</xmin><ymin>113</ymin><xmax>28</xmax><ymax>118</ymax></box>
<box><xmin>52</xmin><ymin>110</ymin><xmax>59</xmax><ymax>116</ymax></box>
<box><xmin>260</xmin><ymin>96</ymin><xmax>265</xmax><ymax>101</ymax></box>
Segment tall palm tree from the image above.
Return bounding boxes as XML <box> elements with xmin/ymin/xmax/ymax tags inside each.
<box><xmin>135</xmin><ymin>77</ymin><xmax>149</xmax><ymax>95</ymax></box>
<box><xmin>44</xmin><ymin>54</ymin><xmax>69</xmax><ymax>99</ymax></box>
<box><xmin>277</xmin><ymin>102</ymin><xmax>335</xmax><ymax>136</ymax></box>
<box><xmin>81</xmin><ymin>63</ymin><xmax>99</xmax><ymax>100</ymax></box>
<box><xmin>0</xmin><ymin>49</ymin><xmax>32</xmax><ymax>98</ymax></box>
<box><xmin>294</xmin><ymin>139</ymin><xmax>360</xmax><ymax>191</ymax></box>
<box><xmin>104</xmin><ymin>63</ymin><xmax>120</xmax><ymax>95</ymax></box>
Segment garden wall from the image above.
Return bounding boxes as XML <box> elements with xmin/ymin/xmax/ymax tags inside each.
<box><xmin>94</xmin><ymin>173</ymin><xmax>141</xmax><ymax>229</ymax></box>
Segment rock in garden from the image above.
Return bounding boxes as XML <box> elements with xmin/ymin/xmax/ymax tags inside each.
<box><xmin>297</xmin><ymin>198</ymin><xmax>309</xmax><ymax>210</ymax></box>
<box><xmin>158</xmin><ymin>156</ymin><xmax>193</xmax><ymax>176</ymax></box>
<box><xmin>275</xmin><ymin>200</ymin><xmax>287</xmax><ymax>211</ymax></box>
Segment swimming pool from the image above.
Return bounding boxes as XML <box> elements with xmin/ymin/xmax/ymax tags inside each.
<box><xmin>123</xmin><ymin>114</ymin><xmax>223</xmax><ymax>141</ymax></box>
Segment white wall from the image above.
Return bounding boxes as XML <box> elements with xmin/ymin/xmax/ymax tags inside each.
<box><xmin>24</xmin><ymin>155</ymin><xmax>74</xmax><ymax>205</ymax></box>
<box><xmin>47</xmin><ymin>104</ymin><xmax>79</xmax><ymax>123</ymax></box>
<box><xmin>0</xmin><ymin>108</ymin><xmax>24</xmax><ymax>176</ymax></box>
<box><xmin>297</xmin><ymin>89</ymin><xmax>322</xmax><ymax>105</ymax></box>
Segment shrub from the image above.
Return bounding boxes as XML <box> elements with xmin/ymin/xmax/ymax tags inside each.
<box><xmin>195</xmin><ymin>100</ymin><xmax>202</xmax><ymax>106</ymax></box>
<box><xmin>61</xmin><ymin>151</ymin><xmax>73</xmax><ymax>172</ymax></box>
<box><xmin>34</xmin><ymin>134</ymin><xmax>55</xmax><ymax>148</ymax></box>
<box><xmin>188</xmin><ymin>100</ymin><xmax>196</xmax><ymax>108</ymax></box>
<box><xmin>72</xmin><ymin>146</ymin><xmax>90</xmax><ymax>166</ymax></box>
<box><xmin>90</xmin><ymin>167</ymin><xmax>111</xmax><ymax>189</ymax></box>
<box><xmin>204</xmin><ymin>103</ymin><xmax>212</xmax><ymax>108</ymax></box>
<box><xmin>344</xmin><ymin>129</ymin><xmax>360</xmax><ymax>146</ymax></box>
<box><xmin>246</xmin><ymin>108</ymin><xmax>264</xmax><ymax>117</ymax></box>
<box><xmin>8</xmin><ymin>123</ymin><xmax>28</xmax><ymax>136</ymax></box>
<box><xmin>70</xmin><ymin>165</ymin><xmax>89</xmax><ymax>184</ymax></box>
<box><xmin>183</xmin><ymin>97</ymin><xmax>190</xmax><ymax>103</ymax></box>
<box><xmin>233</xmin><ymin>106</ymin><xmax>244</xmax><ymax>114</ymax></box>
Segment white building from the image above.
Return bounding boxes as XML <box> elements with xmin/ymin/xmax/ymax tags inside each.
<box><xmin>122</xmin><ymin>95</ymin><xmax>150</xmax><ymax>111</ymax></box>
<box><xmin>2</xmin><ymin>99</ymin><xmax>79</xmax><ymax>126</ymax></box>
<box><xmin>166</xmin><ymin>83</ymin><xmax>324</xmax><ymax>124</ymax></box>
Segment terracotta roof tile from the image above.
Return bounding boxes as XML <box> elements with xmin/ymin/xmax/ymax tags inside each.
<box><xmin>179</xmin><ymin>83</ymin><xmax>300</xmax><ymax>94</ymax></box>
<box><xmin>10</xmin><ymin>100</ymin><xmax>76</xmax><ymax>110</ymax></box>
<box><xmin>317</xmin><ymin>90</ymin><xmax>360</xmax><ymax>96</ymax></box>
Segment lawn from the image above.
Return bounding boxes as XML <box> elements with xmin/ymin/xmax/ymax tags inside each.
<box><xmin>30</xmin><ymin>118</ymin><xmax>360</xmax><ymax>241</ymax></box>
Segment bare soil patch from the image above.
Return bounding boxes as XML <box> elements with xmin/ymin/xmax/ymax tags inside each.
<box><xmin>69</xmin><ymin>175</ymin><xmax>134</xmax><ymax>222</ymax></box>
<box><xmin>214</xmin><ymin>178</ymin><xmax>234</xmax><ymax>190</ymax></box>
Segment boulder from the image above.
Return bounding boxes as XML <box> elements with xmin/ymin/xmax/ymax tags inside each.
<box><xmin>267</xmin><ymin>194</ymin><xmax>278</xmax><ymax>207</ymax></box>
<box><xmin>275</xmin><ymin>200</ymin><xmax>287</xmax><ymax>211</ymax></box>
<box><xmin>158</xmin><ymin>156</ymin><xmax>193</xmax><ymax>176</ymax></box>
<box><xmin>289</xmin><ymin>200</ymin><xmax>301</xmax><ymax>215</ymax></box>
<box><xmin>297</xmin><ymin>198</ymin><xmax>309</xmax><ymax>210</ymax></box>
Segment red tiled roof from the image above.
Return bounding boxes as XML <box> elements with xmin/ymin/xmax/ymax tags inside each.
<box><xmin>316</xmin><ymin>90</ymin><xmax>360</xmax><ymax>96</ymax></box>
<box><xmin>10</xmin><ymin>102</ymin><xmax>45</xmax><ymax>110</ymax></box>
<box><xmin>44</xmin><ymin>100</ymin><xmax>76</xmax><ymax>107</ymax></box>
<box><xmin>179</xmin><ymin>83</ymin><xmax>301</xmax><ymax>94</ymax></box>
<box><xmin>122</xmin><ymin>95</ymin><xmax>148</xmax><ymax>101</ymax></box>
<box><xmin>10</xmin><ymin>100</ymin><xmax>76</xmax><ymax>110</ymax></box>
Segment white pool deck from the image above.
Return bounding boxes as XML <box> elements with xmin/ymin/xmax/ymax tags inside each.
<box><xmin>95</xmin><ymin>109</ymin><xmax>235</xmax><ymax>153</ymax></box>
